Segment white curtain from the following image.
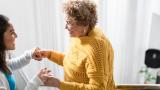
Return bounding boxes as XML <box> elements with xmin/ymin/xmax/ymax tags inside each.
<box><xmin>1</xmin><ymin>0</ymin><xmax>160</xmax><ymax>89</ymax></box>
<box><xmin>104</xmin><ymin>0</ymin><xmax>160</xmax><ymax>84</ymax></box>
<box><xmin>15</xmin><ymin>0</ymin><xmax>66</xmax><ymax>90</ymax></box>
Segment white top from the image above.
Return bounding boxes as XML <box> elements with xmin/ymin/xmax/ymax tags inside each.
<box><xmin>0</xmin><ymin>71</ymin><xmax>9</xmax><ymax>90</ymax></box>
<box><xmin>0</xmin><ymin>50</ymin><xmax>42</xmax><ymax>90</ymax></box>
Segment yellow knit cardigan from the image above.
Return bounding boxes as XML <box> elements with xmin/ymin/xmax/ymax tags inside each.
<box><xmin>45</xmin><ymin>27</ymin><xmax>115</xmax><ymax>90</ymax></box>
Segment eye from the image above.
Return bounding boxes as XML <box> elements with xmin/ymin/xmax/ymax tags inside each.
<box><xmin>66</xmin><ymin>19</ymin><xmax>76</xmax><ymax>26</ymax></box>
<box><xmin>66</xmin><ymin>21</ymin><xmax>71</xmax><ymax>25</ymax></box>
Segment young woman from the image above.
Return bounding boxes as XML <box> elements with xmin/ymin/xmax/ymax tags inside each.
<box><xmin>0</xmin><ymin>14</ymin><xmax>48</xmax><ymax>90</ymax></box>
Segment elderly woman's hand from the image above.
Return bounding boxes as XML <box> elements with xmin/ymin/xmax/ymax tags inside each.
<box><xmin>39</xmin><ymin>50</ymin><xmax>50</xmax><ymax>58</ymax></box>
<box><xmin>32</xmin><ymin>47</ymin><xmax>43</xmax><ymax>61</ymax></box>
<box><xmin>37</xmin><ymin>68</ymin><xmax>52</xmax><ymax>82</ymax></box>
<box><xmin>43</xmin><ymin>75</ymin><xmax>61</xmax><ymax>88</ymax></box>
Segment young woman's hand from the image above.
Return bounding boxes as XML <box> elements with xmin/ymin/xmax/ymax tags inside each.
<box><xmin>32</xmin><ymin>47</ymin><xmax>42</xmax><ymax>61</ymax></box>
<box><xmin>37</xmin><ymin>68</ymin><xmax>52</xmax><ymax>82</ymax></box>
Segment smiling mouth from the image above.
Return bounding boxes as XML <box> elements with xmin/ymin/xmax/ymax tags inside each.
<box><xmin>69</xmin><ymin>31</ymin><xmax>73</xmax><ymax>34</ymax></box>
<box><xmin>12</xmin><ymin>42</ymin><xmax>16</xmax><ymax>46</ymax></box>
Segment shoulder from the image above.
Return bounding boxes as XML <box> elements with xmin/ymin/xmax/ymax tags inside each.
<box><xmin>87</xmin><ymin>37</ymin><xmax>109</xmax><ymax>51</ymax></box>
<box><xmin>85</xmin><ymin>36</ymin><xmax>114</xmax><ymax>61</ymax></box>
<box><xmin>88</xmin><ymin>28</ymin><xmax>111</xmax><ymax>48</ymax></box>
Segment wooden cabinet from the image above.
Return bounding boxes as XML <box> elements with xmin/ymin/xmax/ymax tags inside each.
<box><xmin>116</xmin><ymin>84</ymin><xmax>160</xmax><ymax>90</ymax></box>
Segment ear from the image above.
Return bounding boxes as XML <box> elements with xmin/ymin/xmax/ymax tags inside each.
<box><xmin>84</xmin><ymin>25</ymin><xmax>89</xmax><ymax>33</ymax></box>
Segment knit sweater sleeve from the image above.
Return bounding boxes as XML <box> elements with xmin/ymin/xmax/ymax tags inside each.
<box><xmin>45</xmin><ymin>50</ymin><xmax>65</xmax><ymax>66</ymax></box>
<box><xmin>60</xmin><ymin>39</ymin><xmax>109</xmax><ymax>90</ymax></box>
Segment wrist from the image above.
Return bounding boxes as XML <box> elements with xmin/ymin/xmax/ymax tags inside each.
<box><xmin>56</xmin><ymin>79</ymin><xmax>61</xmax><ymax>88</ymax></box>
<box><xmin>32</xmin><ymin>76</ymin><xmax>43</xmax><ymax>86</ymax></box>
<box><xmin>46</xmin><ymin>51</ymin><xmax>51</xmax><ymax>58</ymax></box>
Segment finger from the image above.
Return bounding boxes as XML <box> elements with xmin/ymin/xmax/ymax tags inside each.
<box><xmin>40</xmin><ymin>51</ymin><xmax>48</xmax><ymax>57</ymax></box>
<box><xmin>48</xmin><ymin>72</ymin><xmax>54</xmax><ymax>76</ymax></box>
<box><xmin>36</xmin><ymin>58</ymin><xmax>42</xmax><ymax>61</ymax></box>
<box><xmin>41</xmin><ymin>68</ymin><xmax>51</xmax><ymax>74</ymax></box>
<box><xmin>44</xmin><ymin>69</ymin><xmax>51</xmax><ymax>74</ymax></box>
<box><xmin>34</xmin><ymin>57</ymin><xmax>42</xmax><ymax>61</ymax></box>
<box><xmin>35</xmin><ymin>53</ymin><xmax>41</xmax><ymax>58</ymax></box>
<box><xmin>41</xmin><ymin>74</ymin><xmax>52</xmax><ymax>79</ymax></box>
<box><xmin>36</xmin><ymin>51</ymin><xmax>42</xmax><ymax>57</ymax></box>
<box><xmin>35</xmin><ymin>47</ymin><xmax>41</xmax><ymax>51</ymax></box>
<box><xmin>41</xmin><ymin>67</ymin><xmax>48</xmax><ymax>71</ymax></box>
<box><xmin>40</xmin><ymin>68</ymin><xmax>47</xmax><ymax>73</ymax></box>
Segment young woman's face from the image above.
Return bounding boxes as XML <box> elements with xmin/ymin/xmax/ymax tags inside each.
<box><xmin>4</xmin><ymin>24</ymin><xmax>17</xmax><ymax>50</ymax></box>
<box><xmin>65</xmin><ymin>16</ymin><xmax>88</xmax><ymax>37</ymax></box>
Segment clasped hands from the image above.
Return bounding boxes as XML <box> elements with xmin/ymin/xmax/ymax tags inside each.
<box><xmin>31</xmin><ymin>48</ymin><xmax>61</xmax><ymax>88</ymax></box>
<box><xmin>32</xmin><ymin>48</ymin><xmax>48</xmax><ymax>61</ymax></box>
<box><xmin>38</xmin><ymin>68</ymin><xmax>60</xmax><ymax>88</ymax></box>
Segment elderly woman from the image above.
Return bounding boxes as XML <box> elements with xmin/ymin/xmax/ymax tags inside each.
<box><xmin>41</xmin><ymin>0</ymin><xmax>115</xmax><ymax>90</ymax></box>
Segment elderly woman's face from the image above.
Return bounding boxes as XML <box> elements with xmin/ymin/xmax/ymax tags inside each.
<box><xmin>4</xmin><ymin>24</ymin><xmax>17</xmax><ymax>50</ymax></box>
<box><xmin>65</xmin><ymin>16</ymin><xmax>87</xmax><ymax>37</ymax></box>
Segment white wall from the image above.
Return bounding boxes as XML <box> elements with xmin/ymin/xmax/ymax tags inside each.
<box><xmin>105</xmin><ymin>0</ymin><xmax>160</xmax><ymax>84</ymax></box>
<box><xmin>149</xmin><ymin>0</ymin><xmax>160</xmax><ymax>49</ymax></box>
<box><xmin>149</xmin><ymin>13</ymin><xmax>160</xmax><ymax>49</ymax></box>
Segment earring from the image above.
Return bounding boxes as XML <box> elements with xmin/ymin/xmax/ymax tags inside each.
<box><xmin>83</xmin><ymin>29</ymin><xmax>86</xmax><ymax>34</ymax></box>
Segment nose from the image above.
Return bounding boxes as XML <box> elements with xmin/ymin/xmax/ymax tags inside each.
<box><xmin>15</xmin><ymin>33</ymin><xmax>18</xmax><ymax>38</ymax></box>
<box><xmin>13</xmin><ymin>32</ymin><xmax>18</xmax><ymax>38</ymax></box>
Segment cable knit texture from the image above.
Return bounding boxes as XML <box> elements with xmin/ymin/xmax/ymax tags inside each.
<box><xmin>47</xmin><ymin>27</ymin><xmax>115</xmax><ymax>90</ymax></box>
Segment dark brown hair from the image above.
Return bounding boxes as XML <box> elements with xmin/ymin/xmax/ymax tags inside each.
<box><xmin>63</xmin><ymin>0</ymin><xmax>97</xmax><ymax>31</ymax></box>
<box><xmin>0</xmin><ymin>14</ymin><xmax>12</xmax><ymax>75</ymax></box>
